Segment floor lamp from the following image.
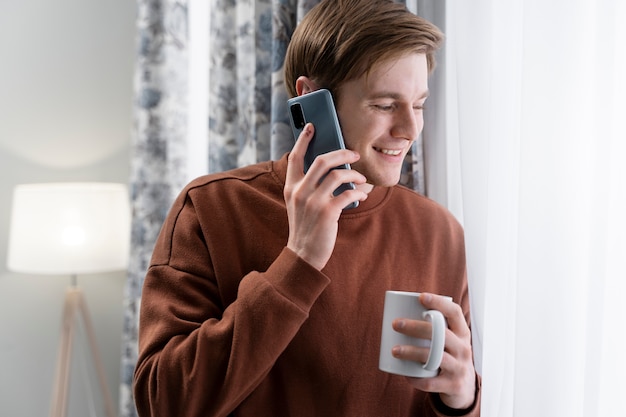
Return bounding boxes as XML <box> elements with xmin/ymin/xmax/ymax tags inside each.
<box><xmin>7</xmin><ymin>183</ymin><xmax>131</xmax><ymax>417</ymax></box>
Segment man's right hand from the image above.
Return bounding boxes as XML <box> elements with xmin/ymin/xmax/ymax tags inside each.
<box><xmin>284</xmin><ymin>123</ymin><xmax>368</xmax><ymax>271</ymax></box>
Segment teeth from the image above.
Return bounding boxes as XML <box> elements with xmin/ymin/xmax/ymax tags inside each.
<box><xmin>378</xmin><ymin>148</ymin><xmax>402</xmax><ymax>156</ymax></box>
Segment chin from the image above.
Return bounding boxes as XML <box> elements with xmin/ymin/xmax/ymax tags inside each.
<box><xmin>368</xmin><ymin>174</ymin><xmax>401</xmax><ymax>188</ymax></box>
<box><xmin>378</xmin><ymin>180</ymin><xmax>401</xmax><ymax>188</ymax></box>
<box><xmin>354</xmin><ymin>162</ymin><xmax>402</xmax><ymax>188</ymax></box>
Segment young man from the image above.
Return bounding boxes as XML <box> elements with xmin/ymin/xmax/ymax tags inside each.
<box><xmin>133</xmin><ymin>0</ymin><xmax>481</xmax><ymax>416</ymax></box>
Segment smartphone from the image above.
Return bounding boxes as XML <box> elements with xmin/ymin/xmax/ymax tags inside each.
<box><xmin>287</xmin><ymin>89</ymin><xmax>358</xmax><ymax>209</ymax></box>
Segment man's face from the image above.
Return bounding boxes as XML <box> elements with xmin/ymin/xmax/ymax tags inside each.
<box><xmin>336</xmin><ymin>53</ymin><xmax>429</xmax><ymax>188</ymax></box>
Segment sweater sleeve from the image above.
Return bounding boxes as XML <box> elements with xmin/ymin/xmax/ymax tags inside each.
<box><xmin>429</xmin><ymin>373</ymin><xmax>482</xmax><ymax>417</ymax></box>
<box><xmin>133</xmin><ymin>191</ymin><xmax>330</xmax><ymax>417</ymax></box>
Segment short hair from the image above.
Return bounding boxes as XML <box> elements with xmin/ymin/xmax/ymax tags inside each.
<box><xmin>284</xmin><ymin>0</ymin><xmax>444</xmax><ymax>98</ymax></box>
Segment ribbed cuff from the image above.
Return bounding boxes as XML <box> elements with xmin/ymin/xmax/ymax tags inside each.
<box><xmin>262</xmin><ymin>247</ymin><xmax>331</xmax><ymax>313</ymax></box>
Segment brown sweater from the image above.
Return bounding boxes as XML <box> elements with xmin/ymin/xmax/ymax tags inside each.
<box><xmin>134</xmin><ymin>154</ymin><xmax>481</xmax><ymax>417</ymax></box>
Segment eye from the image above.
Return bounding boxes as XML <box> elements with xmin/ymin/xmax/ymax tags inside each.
<box><xmin>373</xmin><ymin>103</ymin><xmax>395</xmax><ymax>111</ymax></box>
<box><xmin>414</xmin><ymin>100</ymin><xmax>427</xmax><ymax>111</ymax></box>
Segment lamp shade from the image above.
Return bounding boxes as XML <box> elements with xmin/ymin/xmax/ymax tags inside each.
<box><xmin>7</xmin><ymin>182</ymin><xmax>131</xmax><ymax>275</ymax></box>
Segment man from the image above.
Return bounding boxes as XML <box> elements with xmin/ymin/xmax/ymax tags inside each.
<box><xmin>133</xmin><ymin>0</ymin><xmax>481</xmax><ymax>415</ymax></box>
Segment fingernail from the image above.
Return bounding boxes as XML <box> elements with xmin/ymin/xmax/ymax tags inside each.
<box><xmin>422</xmin><ymin>293</ymin><xmax>432</xmax><ymax>303</ymax></box>
<box><xmin>395</xmin><ymin>319</ymin><xmax>406</xmax><ymax>329</ymax></box>
<box><xmin>392</xmin><ymin>346</ymin><xmax>402</xmax><ymax>357</ymax></box>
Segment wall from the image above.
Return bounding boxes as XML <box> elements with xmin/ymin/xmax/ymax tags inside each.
<box><xmin>0</xmin><ymin>1</ymin><xmax>136</xmax><ymax>416</ymax></box>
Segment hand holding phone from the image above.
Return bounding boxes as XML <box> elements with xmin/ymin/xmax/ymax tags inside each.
<box><xmin>287</xmin><ymin>89</ymin><xmax>359</xmax><ymax>209</ymax></box>
<box><xmin>283</xmin><ymin>116</ymin><xmax>367</xmax><ymax>271</ymax></box>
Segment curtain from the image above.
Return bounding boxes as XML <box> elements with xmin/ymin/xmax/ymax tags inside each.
<box><xmin>207</xmin><ymin>0</ymin><xmax>311</xmax><ymax>172</ymax></box>
<box><xmin>444</xmin><ymin>1</ymin><xmax>626</xmax><ymax>416</ymax></box>
<box><xmin>119</xmin><ymin>1</ymin><xmax>190</xmax><ymax>416</ymax></box>
<box><xmin>121</xmin><ymin>1</ymin><xmax>432</xmax><ymax>415</ymax></box>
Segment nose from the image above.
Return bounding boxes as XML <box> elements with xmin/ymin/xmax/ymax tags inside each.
<box><xmin>390</xmin><ymin>106</ymin><xmax>423</xmax><ymax>141</ymax></box>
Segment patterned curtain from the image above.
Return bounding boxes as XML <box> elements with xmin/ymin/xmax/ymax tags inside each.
<box><xmin>119</xmin><ymin>1</ymin><xmax>190</xmax><ymax>416</ymax></box>
<box><xmin>120</xmin><ymin>1</ymin><xmax>424</xmax><ymax>416</ymax></box>
<box><xmin>208</xmin><ymin>0</ymin><xmax>318</xmax><ymax>172</ymax></box>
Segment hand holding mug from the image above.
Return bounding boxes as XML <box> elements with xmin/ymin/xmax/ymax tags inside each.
<box><xmin>379</xmin><ymin>291</ymin><xmax>477</xmax><ymax>410</ymax></box>
<box><xmin>379</xmin><ymin>291</ymin><xmax>450</xmax><ymax>378</ymax></box>
<box><xmin>381</xmin><ymin>293</ymin><xmax>476</xmax><ymax>409</ymax></box>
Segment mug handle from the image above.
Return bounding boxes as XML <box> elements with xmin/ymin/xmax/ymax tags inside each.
<box><xmin>422</xmin><ymin>310</ymin><xmax>445</xmax><ymax>371</ymax></box>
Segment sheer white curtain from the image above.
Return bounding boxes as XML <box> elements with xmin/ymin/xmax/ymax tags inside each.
<box><xmin>443</xmin><ymin>0</ymin><xmax>626</xmax><ymax>416</ymax></box>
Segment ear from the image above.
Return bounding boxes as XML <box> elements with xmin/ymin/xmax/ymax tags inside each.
<box><xmin>295</xmin><ymin>76</ymin><xmax>320</xmax><ymax>96</ymax></box>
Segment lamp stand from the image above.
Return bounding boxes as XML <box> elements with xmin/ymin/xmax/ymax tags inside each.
<box><xmin>50</xmin><ymin>279</ymin><xmax>116</xmax><ymax>417</ymax></box>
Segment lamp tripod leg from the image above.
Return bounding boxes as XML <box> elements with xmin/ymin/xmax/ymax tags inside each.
<box><xmin>50</xmin><ymin>289</ymin><xmax>79</xmax><ymax>417</ymax></box>
<box><xmin>49</xmin><ymin>287</ymin><xmax>117</xmax><ymax>417</ymax></box>
<box><xmin>76</xmin><ymin>289</ymin><xmax>116</xmax><ymax>417</ymax></box>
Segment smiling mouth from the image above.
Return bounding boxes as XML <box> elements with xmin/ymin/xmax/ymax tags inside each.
<box><xmin>374</xmin><ymin>147</ymin><xmax>402</xmax><ymax>156</ymax></box>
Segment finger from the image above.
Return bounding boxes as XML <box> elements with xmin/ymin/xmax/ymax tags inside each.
<box><xmin>408</xmin><ymin>350</ymin><xmax>477</xmax><ymax>410</ymax></box>
<box><xmin>391</xmin><ymin>320</ymin><xmax>458</xmax><ymax>375</ymax></box>
<box><xmin>419</xmin><ymin>293</ymin><xmax>470</xmax><ymax>338</ymax></box>
<box><xmin>390</xmin><ymin>322</ymin><xmax>460</xmax><ymax>369</ymax></box>
<box><xmin>306</xmin><ymin>148</ymin><xmax>362</xmax><ymax>184</ymax></box>
<box><xmin>405</xmin><ymin>371</ymin><xmax>448</xmax><ymax>395</ymax></box>
<box><xmin>287</xmin><ymin>123</ymin><xmax>315</xmax><ymax>179</ymax></box>
<box><xmin>315</xmin><ymin>160</ymin><xmax>367</xmax><ymax>187</ymax></box>
<box><xmin>394</xmin><ymin>295</ymin><xmax>472</xmax><ymax>367</ymax></box>
<box><xmin>391</xmin><ymin>343</ymin><xmax>432</xmax><ymax>365</ymax></box>
<box><xmin>392</xmin><ymin>318</ymin><xmax>432</xmax><ymax>340</ymax></box>
<box><xmin>326</xmin><ymin>187</ymin><xmax>369</xmax><ymax>210</ymax></box>
<box><xmin>314</xmin><ymin>167</ymin><xmax>368</xmax><ymax>203</ymax></box>
<box><xmin>392</xmin><ymin>343</ymin><xmax>459</xmax><ymax>376</ymax></box>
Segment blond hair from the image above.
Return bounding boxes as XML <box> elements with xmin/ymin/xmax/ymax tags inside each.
<box><xmin>284</xmin><ymin>0</ymin><xmax>444</xmax><ymax>98</ymax></box>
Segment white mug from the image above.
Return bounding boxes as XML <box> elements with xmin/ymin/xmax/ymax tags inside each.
<box><xmin>379</xmin><ymin>291</ymin><xmax>450</xmax><ymax>378</ymax></box>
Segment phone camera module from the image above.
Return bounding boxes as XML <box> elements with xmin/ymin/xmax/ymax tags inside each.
<box><xmin>290</xmin><ymin>103</ymin><xmax>306</xmax><ymax>129</ymax></box>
